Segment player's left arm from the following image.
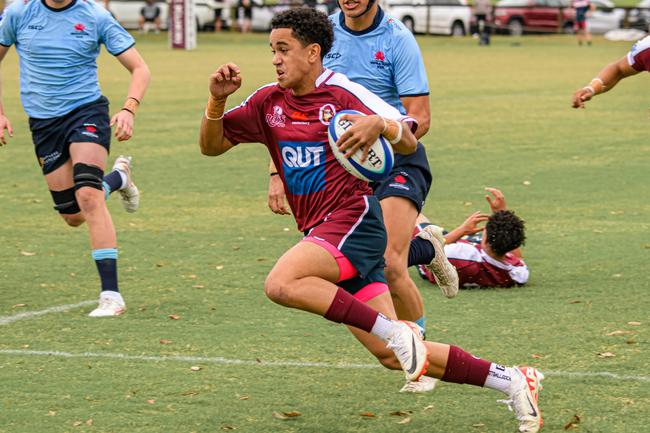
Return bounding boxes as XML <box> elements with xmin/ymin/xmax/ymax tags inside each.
<box><xmin>400</xmin><ymin>95</ymin><xmax>430</xmax><ymax>140</ymax></box>
<box><xmin>572</xmin><ymin>56</ymin><xmax>639</xmax><ymax>108</ymax></box>
<box><xmin>112</xmin><ymin>47</ymin><xmax>151</xmax><ymax>141</ymax></box>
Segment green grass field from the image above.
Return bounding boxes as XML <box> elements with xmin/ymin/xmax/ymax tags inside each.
<box><xmin>0</xmin><ymin>33</ymin><xmax>648</xmax><ymax>433</ymax></box>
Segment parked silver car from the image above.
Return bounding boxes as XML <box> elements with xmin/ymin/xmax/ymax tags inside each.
<box><xmin>381</xmin><ymin>0</ymin><xmax>472</xmax><ymax>36</ymax></box>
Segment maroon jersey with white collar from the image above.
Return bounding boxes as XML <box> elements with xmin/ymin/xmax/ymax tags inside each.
<box><xmin>223</xmin><ymin>69</ymin><xmax>416</xmax><ymax>232</ymax></box>
<box><xmin>627</xmin><ymin>35</ymin><xmax>650</xmax><ymax>72</ymax></box>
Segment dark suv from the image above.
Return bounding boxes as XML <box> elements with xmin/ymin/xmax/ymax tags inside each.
<box><xmin>492</xmin><ymin>0</ymin><xmax>575</xmax><ymax>35</ymax></box>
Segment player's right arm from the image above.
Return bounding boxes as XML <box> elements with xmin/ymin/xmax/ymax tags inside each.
<box><xmin>199</xmin><ymin>63</ymin><xmax>242</xmax><ymax>156</ymax></box>
<box><xmin>444</xmin><ymin>211</ymin><xmax>490</xmax><ymax>244</ymax></box>
<box><xmin>572</xmin><ymin>56</ymin><xmax>639</xmax><ymax>108</ymax></box>
<box><xmin>0</xmin><ymin>2</ymin><xmax>18</xmax><ymax>147</ymax></box>
<box><xmin>0</xmin><ymin>46</ymin><xmax>13</xmax><ymax>146</ymax></box>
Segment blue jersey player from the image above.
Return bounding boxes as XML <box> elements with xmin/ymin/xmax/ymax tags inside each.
<box><xmin>0</xmin><ymin>0</ymin><xmax>151</xmax><ymax>317</ymax></box>
<box><xmin>266</xmin><ymin>0</ymin><xmax>459</xmax><ymax>393</ymax></box>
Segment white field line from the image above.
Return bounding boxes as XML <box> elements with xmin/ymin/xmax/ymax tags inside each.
<box><xmin>0</xmin><ymin>349</ymin><xmax>648</xmax><ymax>383</ymax></box>
<box><xmin>0</xmin><ymin>300</ymin><xmax>96</xmax><ymax>325</ymax></box>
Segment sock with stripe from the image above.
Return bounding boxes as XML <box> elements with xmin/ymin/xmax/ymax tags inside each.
<box><xmin>92</xmin><ymin>248</ymin><xmax>119</xmax><ymax>293</ymax></box>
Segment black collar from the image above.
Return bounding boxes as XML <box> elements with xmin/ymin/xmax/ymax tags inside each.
<box><xmin>41</xmin><ymin>0</ymin><xmax>77</xmax><ymax>13</ymax></box>
<box><xmin>338</xmin><ymin>6</ymin><xmax>384</xmax><ymax>36</ymax></box>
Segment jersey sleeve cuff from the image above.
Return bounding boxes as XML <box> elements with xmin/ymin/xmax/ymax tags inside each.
<box><xmin>110</xmin><ymin>42</ymin><xmax>136</xmax><ymax>57</ymax></box>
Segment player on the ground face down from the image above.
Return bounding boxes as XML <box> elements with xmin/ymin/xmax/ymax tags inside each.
<box><xmin>572</xmin><ymin>35</ymin><xmax>650</xmax><ymax>108</ymax></box>
<box><xmin>266</xmin><ymin>0</ymin><xmax>459</xmax><ymax>376</ymax></box>
<box><xmin>0</xmin><ymin>0</ymin><xmax>151</xmax><ymax>316</ymax></box>
<box><xmin>200</xmin><ymin>9</ymin><xmax>544</xmax><ymax>433</ymax></box>
<box><xmin>415</xmin><ymin>188</ymin><xmax>529</xmax><ymax>289</ymax></box>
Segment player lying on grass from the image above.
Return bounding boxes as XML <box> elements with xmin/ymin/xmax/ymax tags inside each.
<box><xmin>0</xmin><ymin>0</ymin><xmax>150</xmax><ymax>317</ymax></box>
<box><xmin>414</xmin><ymin>188</ymin><xmax>529</xmax><ymax>289</ymax></box>
<box><xmin>198</xmin><ymin>8</ymin><xmax>544</xmax><ymax>433</ymax></box>
<box><xmin>572</xmin><ymin>35</ymin><xmax>650</xmax><ymax>108</ymax></box>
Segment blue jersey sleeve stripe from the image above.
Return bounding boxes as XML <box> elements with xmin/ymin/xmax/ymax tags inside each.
<box><xmin>110</xmin><ymin>42</ymin><xmax>135</xmax><ymax>57</ymax></box>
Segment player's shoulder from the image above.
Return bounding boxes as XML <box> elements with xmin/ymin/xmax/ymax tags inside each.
<box><xmin>323</xmin><ymin>70</ymin><xmax>371</xmax><ymax>97</ymax></box>
<box><xmin>381</xmin><ymin>11</ymin><xmax>415</xmax><ymax>39</ymax></box>
<box><xmin>630</xmin><ymin>35</ymin><xmax>650</xmax><ymax>55</ymax></box>
<box><xmin>2</xmin><ymin>0</ymin><xmax>33</xmax><ymax>18</ymax></box>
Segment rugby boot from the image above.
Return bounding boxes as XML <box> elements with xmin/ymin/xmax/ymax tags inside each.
<box><xmin>112</xmin><ymin>155</ymin><xmax>140</xmax><ymax>213</ymax></box>
<box><xmin>400</xmin><ymin>375</ymin><xmax>438</xmax><ymax>393</ymax></box>
<box><xmin>88</xmin><ymin>291</ymin><xmax>126</xmax><ymax>317</ymax></box>
<box><xmin>498</xmin><ymin>366</ymin><xmax>544</xmax><ymax>433</ymax></box>
<box><xmin>417</xmin><ymin>224</ymin><xmax>459</xmax><ymax>298</ymax></box>
<box><xmin>385</xmin><ymin>321</ymin><xmax>429</xmax><ymax>381</ymax></box>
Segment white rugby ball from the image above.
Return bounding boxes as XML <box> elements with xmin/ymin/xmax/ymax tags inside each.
<box><xmin>327</xmin><ymin>109</ymin><xmax>394</xmax><ymax>182</ymax></box>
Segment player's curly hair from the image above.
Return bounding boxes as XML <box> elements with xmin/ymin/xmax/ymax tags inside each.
<box><xmin>485</xmin><ymin>210</ymin><xmax>526</xmax><ymax>256</ymax></box>
<box><xmin>271</xmin><ymin>7</ymin><xmax>334</xmax><ymax>60</ymax></box>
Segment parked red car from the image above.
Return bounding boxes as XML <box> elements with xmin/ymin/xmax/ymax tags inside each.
<box><xmin>492</xmin><ymin>0</ymin><xmax>576</xmax><ymax>35</ymax></box>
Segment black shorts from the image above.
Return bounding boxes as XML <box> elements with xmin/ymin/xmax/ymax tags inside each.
<box><xmin>29</xmin><ymin>96</ymin><xmax>111</xmax><ymax>175</ymax></box>
<box><xmin>371</xmin><ymin>142</ymin><xmax>432</xmax><ymax>213</ymax></box>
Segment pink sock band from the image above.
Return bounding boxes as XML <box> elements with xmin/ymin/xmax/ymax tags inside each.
<box><xmin>442</xmin><ymin>345</ymin><xmax>492</xmax><ymax>386</ymax></box>
<box><xmin>303</xmin><ymin>236</ymin><xmax>358</xmax><ymax>281</ymax></box>
<box><xmin>353</xmin><ymin>282</ymin><xmax>389</xmax><ymax>303</ymax></box>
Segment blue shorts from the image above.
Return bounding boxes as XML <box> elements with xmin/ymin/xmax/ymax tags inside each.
<box><xmin>304</xmin><ymin>195</ymin><xmax>387</xmax><ymax>296</ymax></box>
<box><xmin>371</xmin><ymin>142</ymin><xmax>432</xmax><ymax>213</ymax></box>
<box><xmin>29</xmin><ymin>96</ymin><xmax>112</xmax><ymax>175</ymax></box>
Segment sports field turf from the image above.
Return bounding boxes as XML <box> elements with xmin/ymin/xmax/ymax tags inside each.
<box><xmin>0</xmin><ymin>33</ymin><xmax>648</xmax><ymax>433</ymax></box>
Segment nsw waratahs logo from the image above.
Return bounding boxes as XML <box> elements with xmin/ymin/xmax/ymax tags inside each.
<box><xmin>71</xmin><ymin>23</ymin><xmax>89</xmax><ymax>36</ymax></box>
<box><xmin>370</xmin><ymin>50</ymin><xmax>391</xmax><ymax>70</ymax></box>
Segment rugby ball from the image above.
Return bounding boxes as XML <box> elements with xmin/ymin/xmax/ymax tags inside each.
<box><xmin>327</xmin><ymin>109</ymin><xmax>394</xmax><ymax>182</ymax></box>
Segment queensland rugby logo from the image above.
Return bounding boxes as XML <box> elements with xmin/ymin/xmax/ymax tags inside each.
<box><xmin>318</xmin><ymin>104</ymin><xmax>336</xmax><ymax>125</ymax></box>
<box><xmin>265</xmin><ymin>106</ymin><xmax>286</xmax><ymax>128</ymax></box>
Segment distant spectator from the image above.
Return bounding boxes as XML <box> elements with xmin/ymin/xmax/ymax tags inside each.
<box><xmin>238</xmin><ymin>0</ymin><xmax>253</xmax><ymax>33</ymax></box>
<box><xmin>139</xmin><ymin>0</ymin><xmax>161</xmax><ymax>34</ymax></box>
<box><xmin>214</xmin><ymin>1</ymin><xmax>225</xmax><ymax>32</ymax></box>
<box><xmin>572</xmin><ymin>0</ymin><xmax>595</xmax><ymax>46</ymax></box>
<box><xmin>473</xmin><ymin>0</ymin><xmax>491</xmax><ymax>45</ymax></box>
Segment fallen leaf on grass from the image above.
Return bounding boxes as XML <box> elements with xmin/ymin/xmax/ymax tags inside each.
<box><xmin>359</xmin><ymin>412</ymin><xmax>375</xmax><ymax>417</ymax></box>
<box><xmin>169</xmin><ymin>314</ymin><xmax>181</xmax><ymax>320</ymax></box>
<box><xmin>627</xmin><ymin>321</ymin><xmax>642</xmax><ymax>326</ymax></box>
<box><xmin>190</xmin><ymin>366</ymin><xmax>202</xmax><ymax>371</ymax></box>
<box><xmin>192</xmin><ymin>284</ymin><xmax>204</xmax><ymax>289</ymax></box>
<box><xmin>531</xmin><ymin>354</ymin><xmax>544</xmax><ymax>359</ymax></box>
<box><xmin>146</xmin><ymin>399</ymin><xmax>156</xmax><ymax>405</ymax></box>
<box><xmin>46</xmin><ymin>411</ymin><xmax>56</xmax><ymax>416</ymax></box>
<box><xmin>20</xmin><ymin>251</ymin><xmax>36</xmax><ymax>256</ymax></box>
<box><xmin>523</xmin><ymin>180</ymin><xmax>531</xmax><ymax>186</ymax></box>
<box><xmin>397</xmin><ymin>417</ymin><xmax>411</xmax><ymax>425</ymax></box>
<box><xmin>272</xmin><ymin>412</ymin><xmax>288</xmax><ymax>420</ymax></box>
<box><xmin>606</xmin><ymin>330</ymin><xmax>632</xmax><ymax>336</ymax></box>
<box><xmin>238</xmin><ymin>395</ymin><xmax>249</xmax><ymax>400</ymax></box>
<box><xmin>597</xmin><ymin>352</ymin><xmax>616</xmax><ymax>358</ymax></box>
<box><xmin>389</xmin><ymin>411</ymin><xmax>411</xmax><ymax>417</ymax></box>
<box><xmin>626</xmin><ymin>339</ymin><xmax>637</xmax><ymax>345</ymax></box>
<box><xmin>568</xmin><ymin>300</ymin><xmax>581</xmax><ymax>304</ymax></box>
<box><xmin>564</xmin><ymin>414</ymin><xmax>581</xmax><ymax>430</ymax></box>
<box><xmin>282</xmin><ymin>411</ymin><xmax>301</xmax><ymax>418</ymax></box>
<box><xmin>423</xmin><ymin>405</ymin><xmax>434</xmax><ymax>411</ymax></box>
<box><xmin>216</xmin><ymin>265</ymin><xmax>224</xmax><ymax>270</ymax></box>
<box><xmin>181</xmin><ymin>390</ymin><xmax>198</xmax><ymax>396</ymax></box>
<box><xmin>73</xmin><ymin>421</ymin><xmax>83</xmax><ymax>427</ymax></box>
<box><xmin>12</xmin><ymin>304</ymin><xmax>27</xmax><ymax>308</ymax></box>
<box><xmin>85</xmin><ymin>419</ymin><xmax>93</xmax><ymax>426</ymax></box>
<box><xmin>159</xmin><ymin>339</ymin><xmax>172</xmax><ymax>345</ymax></box>
<box><xmin>472</xmin><ymin>423</ymin><xmax>486</xmax><ymax>428</ymax></box>
<box><xmin>221</xmin><ymin>425</ymin><xmax>236</xmax><ymax>430</ymax></box>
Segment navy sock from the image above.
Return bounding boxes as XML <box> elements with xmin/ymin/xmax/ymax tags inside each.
<box><xmin>103</xmin><ymin>170</ymin><xmax>124</xmax><ymax>196</ymax></box>
<box><xmin>92</xmin><ymin>249</ymin><xmax>119</xmax><ymax>293</ymax></box>
<box><xmin>408</xmin><ymin>237</ymin><xmax>435</xmax><ymax>267</ymax></box>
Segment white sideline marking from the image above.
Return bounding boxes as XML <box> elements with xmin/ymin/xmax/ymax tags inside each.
<box><xmin>0</xmin><ymin>300</ymin><xmax>96</xmax><ymax>325</ymax></box>
<box><xmin>0</xmin><ymin>349</ymin><xmax>648</xmax><ymax>383</ymax></box>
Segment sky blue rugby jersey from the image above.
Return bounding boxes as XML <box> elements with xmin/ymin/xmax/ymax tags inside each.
<box><xmin>324</xmin><ymin>8</ymin><xmax>429</xmax><ymax>116</ymax></box>
<box><xmin>0</xmin><ymin>0</ymin><xmax>135</xmax><ymax>119</ymax></box>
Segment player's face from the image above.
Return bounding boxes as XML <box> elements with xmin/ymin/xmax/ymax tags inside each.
<box><xmin>270</xmin><ymin>28</ymin><xmax>319</xmax><ymax>92</ymax></box>
<box><xmin>339</xmin><ymin>0</ymin><xmax>372</xmax><ymax>18</ymax></box>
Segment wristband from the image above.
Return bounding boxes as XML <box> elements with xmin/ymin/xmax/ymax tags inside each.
<box><xmin>582</xmin><ymin>85</ymin><xmax>595</xmax><ymax>95</ymax></box>
<box><xmin>381</xmin><ymin>118</ymin><xmax>403</xmax><ymax>144</ymax></box>
<box><xmin>590</xmin><ymin>77</ymin><xmax>605</xmax><ymax>94</ymax></box>
<box><xmin>206</xmin><ymin>95</ymin><xmax>227</xmax><ymax>121</ymax></box>
<box><xmin>122</xmin><ymin>97</ymin><xmax>139</xmax><ymax>116</ymax></box>
<box><xmin>121</xmin><ymin>107</ymin><xmax>135</xmax><ymax>116</ymax></box>
<box><xmin>269</xmin><ymin>172</ymin><xmax>279</xmax><ymax>177</ymax></box>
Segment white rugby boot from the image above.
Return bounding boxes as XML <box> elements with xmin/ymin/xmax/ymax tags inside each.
<box><xmin>498</xmin><ymin>366</ymin><xmax>544</xmax><ymax>433</ymax></box>
<box><xmin>88</xmin><ymin>291</ymin><xmax>126</xmax><ymax>317</ymax></box>
<box><xmin>112</xmin><ymin>155</ymin><xmax>140</xmax><ymax>213</ymax></box>
<box><xmin>385</xmin><ymin>321</ymin><xmax>429</xmax><ymax>382</ymax></box>
<box><xmin>400</xmin><ymin>375</ymin><xmax>439</xmax><ymax>393</ymax></box>
<box><xmin>417</xmin><ymin>224</ymin><xmax>459</xmax><ymax>298</ymax></box>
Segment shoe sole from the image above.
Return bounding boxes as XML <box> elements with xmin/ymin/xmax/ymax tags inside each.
<box><xmin>401</xmin><ymin>321</ymin><xmax>429</xmax><ymax>381</ymax></box>
<box><xmin>421</xmin><ymin>226</ymin><xmax>459</xmax><ymax>298</ymax></box>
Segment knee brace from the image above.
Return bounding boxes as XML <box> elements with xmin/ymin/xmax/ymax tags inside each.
<box><xmin>50</xmin><ymin>187</ymin><xmax>81</xmax><ymax>214</ymax></box>
<box><xmin>73</xmin><ymin>163</ymin><xmax>104</xmax><ymax>191</ymax></box>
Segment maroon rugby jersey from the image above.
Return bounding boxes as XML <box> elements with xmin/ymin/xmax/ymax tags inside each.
<box><xmin>223</xmin><ymin>69</ymin><xmax>415</xmax><ymax>232</ymax></box>
<box><xmin>627</xmin><ymin>35</ymin><xmax>650</xmax><ymax>72</ymax></box>
<box><xmin>444</xmin><ymin>241</ymin><xmax>529</xmax><ymax>288</ymax></box>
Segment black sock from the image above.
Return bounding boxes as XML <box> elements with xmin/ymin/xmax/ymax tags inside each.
<box><xmin>408</xmin><ymin>237</ymin><xmax>436</xmax><ymax>267</ymax></box>
<box><xmin>95</xmin><ymin>259</ymin><xmax>119</xmax><ymax>292</ymax></box>
<box><xmin>103</xmin><ymin>170</ymin><xmax>124</xmax><ymax>195</ymax></box>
